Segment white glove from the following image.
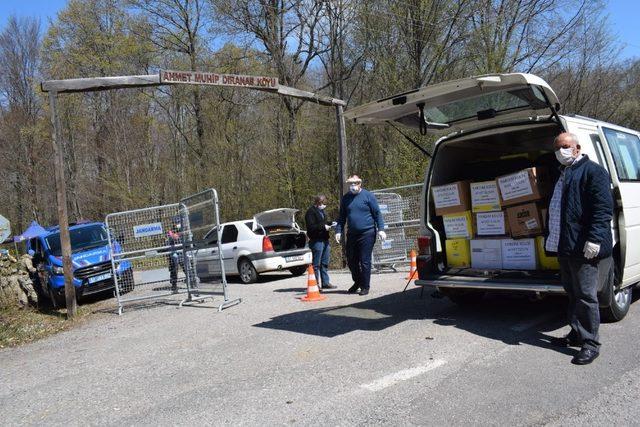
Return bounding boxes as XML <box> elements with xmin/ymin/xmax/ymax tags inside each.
<box><xmin>324</xmin><ymin>224</ymin><xmax>331</xmax><ymax>231</ymax></box>
<box><xmin>378</xmin><ymin>230</ymin><xmax>387</xmax><ymax>241</ymax></box>
<box><xmin>335</xmin><ymin>233</ymin><xmax>342</xmax><ymax>244</ymax></box>
<box><xmin>583</xmin><ymin>241</ymin><xmax>600</xmax><ymax>259</ymax></box>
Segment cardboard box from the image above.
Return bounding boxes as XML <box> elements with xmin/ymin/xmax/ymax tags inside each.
<box><xmin>506</xmin><ymin>202</ymin><xmax>543</xmax><ymax>238</ymax></box>
<box><xmin>475</xmin><ymin>211</ymin><xmax>508</xmax><ymax>237</ymax></box>
<box><xmin>443</xmin><ymin>210</ymin><xmax>474</xmax><ymax>239</ymax></box>
<box><xmin>470</xmin><ymin>239</ymin><xmax>503</xmax><ymax>270</ymax></box>
<box><xmin>446</xmin><ymin>239</ymin><xmax>471</xmax><ymax>268</ymax></box>
<box><xmin>501</xmin><ymin>239</ymin><xmax>537</xmax><ymax>270</ymax></box>
<box><xmin>432</xmin><ymin>181</ymin><xmax>471</xmax><ymax>216</ymax></box>
<box><xmin>470</xmin><ymin>180</ymin><xmax>501</xmax><ymax>212</ymax></box>
<box><xmin>497</xmin><ymin>167</ymin><xmax>547</xmax><ymax>207</ymax></box>
<box><xmin>535</xmin><ymin>236</ymin><xmax>560</xmax><ymax>270</ymax></box>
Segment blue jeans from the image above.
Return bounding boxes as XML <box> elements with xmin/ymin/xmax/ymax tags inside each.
<box><xmin>346</xmin><ymin>228</ymin><xmax>376</xmax><ymax>290</ymax></box>
<box><xmin>309</xmin><ymin>239</ymin><xmax>331</xmax><ymax>287</ymax></box>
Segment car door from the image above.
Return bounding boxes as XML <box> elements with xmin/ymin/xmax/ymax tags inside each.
<box><xmin>196</xmin><ymin>227</ymin><xmax>222</xmax><ymax>278</ymax></box>
<box><xmin>220</xmin><ymin>224</ymin><xmax>240</xmax><ymax>273</ymax></box>
<box><xmin>598</xmin><ymin>126</ymin><xmax>640</xmax><ymax>287</ymax></box>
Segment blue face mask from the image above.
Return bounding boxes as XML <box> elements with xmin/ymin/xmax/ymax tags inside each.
<box><xmin>318</xmin><ymin>204</ymin><xmax>326</xmax><ymax>210</ymax></box>
<box><xmin>349</xmin><ymin>184</ymin><xmax>360</xmax><ymax>194</ymax></box>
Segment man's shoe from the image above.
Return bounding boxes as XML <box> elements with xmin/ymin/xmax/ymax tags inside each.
<box><xmin>359</xmin><ymin>288</ymin><xmax>369</xmax><ymax>296</ymax></box>
<box><xmin>550</xmin><ymin>334</ymin><xmax>582</xmax><ymax>348</ymax></box>
<box><xmin>322</xmin><ymin>284</ymin><xmax>337</xmax><ymax>289</ymax></box>
<box><xmin>347</xmin><ymin>284</ymin><xmax>360</xmax><ymax>293</ymax></box>
<box><xmin>571</xmin><ymin>348</ymin><xmax>599</xmax><ymax>365</ymax></box>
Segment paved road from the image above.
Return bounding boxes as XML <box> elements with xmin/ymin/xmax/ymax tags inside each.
<box><xmin>1</xmin><ymin>270</ymin><xmax>639</xmax><ymax>426</ymax></box>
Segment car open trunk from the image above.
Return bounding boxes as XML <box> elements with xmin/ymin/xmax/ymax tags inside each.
<box><xmin>253</xmin><ymin>208</ymin><xmax>308</xmax><ymax>252</ymax></box>
<box><xmin>427</xmin><ymin>121</ymin><xmax>563</xmax><ymax>281</ymax></box>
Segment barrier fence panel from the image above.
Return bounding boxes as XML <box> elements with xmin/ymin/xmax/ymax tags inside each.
<box><xmin>179</xmin><ymin>189</ymin><xmax>241</xmax><ymax>311</ymax></box>
<box><xmin>106</xmin><ymin>188</ymin><xmax>238</xmax><ymax>314</ymax></box>
<box><xmin>106</xmin><ymin>203</ymin><xmax>187</xmax><ymax>315</ymax></box>
<box><xmin>371</xmin><ymin>184</ymin><xmax>423</xmax><ymax>272</ymax></box>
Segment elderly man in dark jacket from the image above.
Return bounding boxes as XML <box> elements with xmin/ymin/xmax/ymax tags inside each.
<box><xmin>546</xmin><ymin>132</ymin><xmax>613</xmax><ymax>365</ymax></box>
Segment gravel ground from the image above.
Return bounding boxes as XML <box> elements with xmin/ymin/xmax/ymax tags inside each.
<box><xmin>1</xmin><ymin>270</ymin><xmax>639</xmax><ymax>426</ymax></box>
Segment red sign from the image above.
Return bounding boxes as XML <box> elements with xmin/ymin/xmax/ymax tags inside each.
<box><xmin>160</xmin><ymin>70</ymin><xmax>278</xmax><ymax>89</ymax></box>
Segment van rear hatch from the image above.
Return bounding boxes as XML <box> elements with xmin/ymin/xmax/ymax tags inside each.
<box><xmin>343</xmin><ymin>73</ymin><xmax>560</xmax><ymax>135</ymax></box>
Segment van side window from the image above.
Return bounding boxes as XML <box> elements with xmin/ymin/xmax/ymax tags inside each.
<box><xmin>602</xmin><ymin>128</ymin><xmax>640</xmax><ymax>181</ymax></box>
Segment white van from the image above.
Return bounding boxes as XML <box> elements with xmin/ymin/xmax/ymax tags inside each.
<box><xmin>345</xmin><ymin>73</ymin><xmax>639</xmax><ymax>321</ymax></box>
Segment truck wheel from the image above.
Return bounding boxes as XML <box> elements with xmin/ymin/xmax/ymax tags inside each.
<box><xmin>289</xmin><ymin>266</ymin><xmax>307</xmax><ymax>276</ymax></box>
<box><xmin>48</xmin><ymin>285</ymin><xmax>65</xmax><ymax>309</ymax></box>
<box><xmin>599</xmin><ymin>258</ymin><xmax>631</xmax><ymax>322</ymax></box>
<box><xmin>238</xmin><ymin>258</ymin><xmax>258</xmax><ymax>284</ymax></box>
<box><xmin>440</xmin><ymin>288</ymin><xmax>485</xmax><ymax>306</ymax></box>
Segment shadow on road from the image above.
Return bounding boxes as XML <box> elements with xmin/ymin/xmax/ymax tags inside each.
<box><xmin>254</xmin><ymin>287</ymin><xmax>585</xmax><ymax>356</ymax></box>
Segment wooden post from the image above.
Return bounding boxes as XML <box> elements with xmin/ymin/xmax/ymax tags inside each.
<box><xmin>48</xmin><ymin>92</ymin><xmax>77</xmax><ymax>318</ymax></box>
<box><xmin>336</xmin><ymin>105</ymin><xmax>348</xmax><ymax>195</ymax></box>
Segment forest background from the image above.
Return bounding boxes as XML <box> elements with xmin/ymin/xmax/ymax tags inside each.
<box><xmin>1</xmin><ymin>0</ymin><xmax>638</xmax><ymax>233</ymax></box>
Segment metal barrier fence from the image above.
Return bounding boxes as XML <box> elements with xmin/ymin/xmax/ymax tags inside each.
<box><xmin>371</xmin><ymin>183</ymin><xmax>423</xmax><ymax>271</ymax></box>
<box><xmin>106</xmin><ymin>188</ymin><xmax>240</xmax><ymax>314</ymax></box>
<box><xmin>179</xmin><ymin>189</ymin><xmax>241</xmax><ymax>311</ymax></box>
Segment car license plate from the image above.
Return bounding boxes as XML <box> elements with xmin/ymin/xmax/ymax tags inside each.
<box><xmin>285</xmin><ymin>255</ymin><xmax>304</xmax><ymax>262</ymax></box>
<box><xmin>88</xmin><ymin>272</ymin><xmax>112</xmax><ymax>284</ymax></box>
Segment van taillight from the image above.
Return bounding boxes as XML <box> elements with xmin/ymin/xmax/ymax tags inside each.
<box><xmin>417</xmin><ymin>236</ymin><xmax>431</xmax><ymax>255</ymax></box>
<box><xmin>262</xmin><ymin>236</ymin><xmax>274</xmax><ymax>252</ymax></box>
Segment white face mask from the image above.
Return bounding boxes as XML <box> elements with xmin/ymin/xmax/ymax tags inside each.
<box><xmin>318</xmin><ymin>204</ymin><xmax>326</xmax><ymax>210</ymax></box>
<box><xmin>555</xmin><ymin>147</ymin><xmax>576</xmax><ymax>166</ymax></box>
<box><xmin>349</xmin><ymin>184</ymin><xmax>361</xmax><ymax>194</ymax></box>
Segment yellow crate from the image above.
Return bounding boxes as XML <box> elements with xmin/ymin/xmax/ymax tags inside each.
<box><xmin>446</xmin><ymin>239</ymin><xmax>471</xmax><ymax>268</ymax></box>
<box><xmin>535</xmin><ymin>236</ymin><xmax>560</xmax><ymax>270</ymax></box>
<box><xmin>443</xmin><ymin>210</ymin><xmax>474</xmax><ymax>239</ymax></box>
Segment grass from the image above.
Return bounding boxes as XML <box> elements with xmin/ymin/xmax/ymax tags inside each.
<box><xmin>0</xmin><ymin>299</ymin><xmax>109</xmax><ymax>349</ymax></box>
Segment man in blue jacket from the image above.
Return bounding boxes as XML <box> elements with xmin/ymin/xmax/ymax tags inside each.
<box><xmin>335</xmin><ymin>175</ymin><xmax>386</xmax><ymax>296</ymax></box>
<box><xmin>546</xmin><ymin>132</ymin><xmax>613</xmax><ymax>365</ymax></box>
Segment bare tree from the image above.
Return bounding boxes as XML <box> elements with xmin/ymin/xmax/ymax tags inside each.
<box><xmin>0</xmin><ymin>16</ymin><xmax>44</xmax><ymax>226</ymax></box>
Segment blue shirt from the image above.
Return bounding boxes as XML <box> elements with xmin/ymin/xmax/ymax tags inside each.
<box><xmin>336</xmin><ymin>189</ymin><xmax>385</xmax><ymax>234</ymax></box>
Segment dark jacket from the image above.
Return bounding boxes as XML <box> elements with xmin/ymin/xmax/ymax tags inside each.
<box><xmin>556</xmin><ymin>155</ymin><xmax>614</xmax><ymax>259</ymax></box>
<box><xmin>305</xmin><ymin>206</ymin><xmax>330</xmax><ymax>241</ymax></box>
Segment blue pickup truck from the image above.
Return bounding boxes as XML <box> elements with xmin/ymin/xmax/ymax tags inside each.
<box><xmin>28</xmin><ymin>222</ymin><xmax>132</xmax><ymax>307</ymax></box>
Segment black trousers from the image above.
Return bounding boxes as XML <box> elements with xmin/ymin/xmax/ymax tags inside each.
<box><xmin>558</xmin><ymin>256</ymin><xmax>611</xmax><ymax>351</ymax></box>
<box><xmin>346</xmin><ymin>229</ymin><xmax>377</xmax><ymax>290</ymax></box>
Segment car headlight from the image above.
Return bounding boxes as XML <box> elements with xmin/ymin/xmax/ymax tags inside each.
<box><xmin>52</xmin><ymin>265</ymin><xmax>65</xmax><ymax>275</ymax></box>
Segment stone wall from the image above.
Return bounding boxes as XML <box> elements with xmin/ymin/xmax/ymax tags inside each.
<box><xmin>0</xmin><ymin>253</ymin><xmax>38</xmax><ymax>308</ymax></box>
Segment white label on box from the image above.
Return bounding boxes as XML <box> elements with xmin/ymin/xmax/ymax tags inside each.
<box><xmin>470</xmin><ymin>240</ymin><xmax>502</xmax><ymax>269</ymax></box>
<box><xmin>476</xmin><ymin>212</ymin><xmax>506</xmax><ymax>235</ymax></box>
<box><xmin>381</xmin><ymin>239</ymin><xmax>393</xmax><ymax>250</ymax></box>
<box><xmin>525</xmin><ymin>218</ymin><xmax>539</xmax><ymax>230</ymax></box>
<box><xmin>471</xmin><ymin>181</ymin><xmax>500</xmax><ymax>208</ymax></box>
<box><xmin>443</xmin><ymin>215</ymin><xmax>471</xmax><ymax>238</ymax></box>
<box><xmin>501</xmin><ymin>239</ymin><xmax>536</xmax><ymax>270</ymax></box>
<box><xmin>498</xmin><ymin>170</ymin><xmax>534</xmax><ymax>200</ymax></box>
<box><xmin>432</xmin><ymin>183</ymin><xmax>461</xmax><ymax>208</ymax></box>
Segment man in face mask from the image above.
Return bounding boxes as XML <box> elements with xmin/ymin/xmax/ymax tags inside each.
<box><xmin>304</xmin><ymin>194</ymin><xmax>336</xmax><ymax>290</ymax></box>
<box><xmin>546</xmin><ymin>132</ymin><xmax>614</xmax><ymax>365</ymax></box>
<box><xmin>335</xmin><ymin>175</ymin><xmax>386</xmax><ymax>295</ymax></box>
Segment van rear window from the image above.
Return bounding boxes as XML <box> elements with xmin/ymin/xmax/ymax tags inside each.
<box><xmin>603</xmin><ymin>128</ymin><xmax>640</xmax><ymax>181</ymax></box>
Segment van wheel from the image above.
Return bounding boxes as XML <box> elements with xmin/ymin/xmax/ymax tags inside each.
<box><xmin>238</xmin><ymin>258</ymin><xmax>258</xmax><ymax>284</ymax></box>
<box><xmin>440</xmin><ymin>288</ymin><xmax>485</xmax><ymax>306</ymax></box>
<box><xmin>600</xmin><ymin>285</ymin><xmax>632</xmax><ymax>322</ymax></box>
<box><xmin>599</xmin><ymin>259</ymin><xmax>631</xmax><ymax>322</ymax></box>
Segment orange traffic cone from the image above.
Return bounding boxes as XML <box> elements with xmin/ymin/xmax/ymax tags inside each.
<box><xmin>406</xmin><ymin>250</ymin><xmax>417</xmax><ymax>280</ymax></box>
<box><xmin>300</xmin><ymin>265</ymin><xmax>326</xmax><ymax>302</ymax></box>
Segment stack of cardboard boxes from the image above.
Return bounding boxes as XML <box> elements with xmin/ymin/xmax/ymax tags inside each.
<box><xmin>432</xmin><ymin>167</ymin><xmax>560</xmax><ymax>271</ymax></box>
